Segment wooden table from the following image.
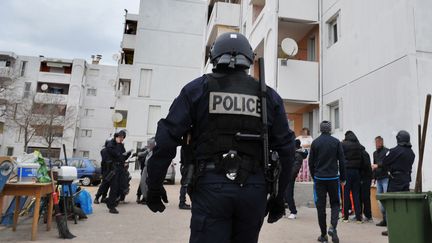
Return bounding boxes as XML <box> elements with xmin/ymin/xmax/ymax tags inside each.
<box><xmin>0</xmin><ymin>183</ymin><xmax>53</xmax><ymax>241</ymax></box>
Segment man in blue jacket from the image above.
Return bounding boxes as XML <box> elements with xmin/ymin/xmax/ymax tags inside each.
<box><xmin>309</xmin><ymin>121</ymin><xmax>346</xmax><ymax>243</ymax></box>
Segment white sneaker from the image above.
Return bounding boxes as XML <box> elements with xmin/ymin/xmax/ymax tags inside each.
<box><xmin>288</xmin><ymin>214</ymin><xmax>297</xmax><ymax>219</ymax></box>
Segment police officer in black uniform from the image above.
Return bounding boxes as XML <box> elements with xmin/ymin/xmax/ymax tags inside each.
<box><xmin>94</xmin><ymin>139</ymin><xmax>112</xmax><ymax>204</ymax></box>
<box><xmin>381</xmin><ymin>130</ymin><xmax>415</xmax><ymax>236</ymax></box>
<box><xmin>105</xmin><ymin>130</ymin><xmax>131</xmax><ymax>214</ymax></box>
<box><xmin>145</xmin><ymin>32</ymin><xmax>295</xmax><ymax>243</ymax></box>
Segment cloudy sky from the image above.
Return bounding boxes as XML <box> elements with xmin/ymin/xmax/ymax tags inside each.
<box><xmin>0</xmin><ymin>0</ymin><xmax>140</xmax><ymax>65</ymax></box>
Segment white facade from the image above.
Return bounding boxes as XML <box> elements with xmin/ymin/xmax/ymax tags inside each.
<box><xmin>75</xmin><ymin>63</ymin><xmax>117</xmax><ymax>160</ymax></box>
<box><xmin>320</xmin><ymin>0</ymin><xmax>432</xmax><ymax>190</ymax></box>
<box><xmin>0</xmin><ymin>53</ymin><xmax>86</xmax><ymax>159</ymax></box>
<box><xmin>116</xmin><ymin>0</ymin><xmax>206</xmax><ymax>168</ymax></box>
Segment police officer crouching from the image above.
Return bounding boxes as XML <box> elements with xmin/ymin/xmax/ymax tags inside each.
<box><xmin>381</xmin><ymin>130</ymin><xmax>415</xmax><ymax>236</ymax></box>
<box><xmin>146</xmin><ymin>32</ymin><xmax>295</xmax><ymax>243</ymax></box>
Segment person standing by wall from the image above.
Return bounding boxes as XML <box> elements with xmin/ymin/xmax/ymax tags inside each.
<box><xmin>371</xmin><ymin>136</ymin><xmax>389</xmax><ymax>227</ymax></box>
<box><xmin>309</xmin><ymin>121</ymin><xmax>346</xmax><ymax>243</ymax></box>
<box><xmin>381</xmin><ymin>130</ymin><xmax>415</xmax><ymax>236</ymax></box>
<box><xmin>297</xmin><ymin>128</ymin><xmax>313</xmax><ymax>182</ymax></box>
<box><xmin>341</xmin><ymin>130</ymin><xmax>365</xmax><ymax>223</ymax></box>
<box><xmin>359</xmin><ymin>150</ymin><xmax>373</xmax><ymax>222</ymax></box>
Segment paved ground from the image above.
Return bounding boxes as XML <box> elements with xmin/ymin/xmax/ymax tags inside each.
<box><xmin>0</xmin><ymin>178</ymin><xmax>388</xmax><ymax>243</ymax></box>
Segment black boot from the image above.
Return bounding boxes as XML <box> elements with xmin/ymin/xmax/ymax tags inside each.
<box><xmin>136</xmin><ymin>196</ymin><xmax>141</xmax><ymax>204</ymax></box>
<box><xmin>94</xmin><ymin>195</ymin><xmax>100</xmax><ymax>204</ymax></box>
<box><xmin>179</xmin><ymin>203</ymin><xmax>191</xmax><ymax>210</ymax></box>
<box><xmin>317</xmin><ymin>235</ymin><xmax>328</xmax><ymax>243</ymax></box>
<box><xmin>101</xmin><ymin>196</ymin><xmax>107</xmax><ymax>203</ymax></box>
<box><xmin>109</xmin><ymin>207</ymin><xmax>119</xmax><ymax>214</ymax></box>
<box><xmin>376</xmin><ymin>220</ymin><xmax>387</xmax><ymax>227</ymax></box>
<box><xmin>328</xmin><ymin>227</ymin><xmax>339</xmax><ymax>243</ymax></box>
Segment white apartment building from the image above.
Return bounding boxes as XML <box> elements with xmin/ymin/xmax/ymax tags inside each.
<box><xmin>0</xmin><ymin>52</ymin><xmax>117</xmax><ymax>162</ymax></box>
<box><xmin>0</xmin><ymin>52</ymin><xmax>85</xmax><ymax>159</ymax></box>
<box><xmin>320</xmin><ymin>0</ymin><xmax>432</xmax><ymax>190</ymax></box>
<box><xmin>115</xmin><ymin>0</ymin><xmax>206</xmax><ymax>170</ymax></box>
<box><xmin>204</xmin><ymin>0</ymin><xmax>432</xmax><ymax>190</ymax></box>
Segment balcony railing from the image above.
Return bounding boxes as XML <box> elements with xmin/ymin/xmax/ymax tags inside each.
<box><xmin>206</xmin><ymin>2</ymin><xmax>240</xmax><ymax>43</ymax></box>
<box><xmin>121</xmin><ymin>34</ymin><xmax>136</xmax><ymax>50</ymax></box>
<box><xmin>278</xmin><ymin>0</ymin><xmax>318</xmax><ymax>22</ymax></box>
<box><xmin>277</xmin><ymin>59</ymin><xmax>319</xmax><ymax>102</ymax></box>
<box><xmin>38</xmin><ymin>72</ymin><xmax>71</xmax><ymax>84</ymax></box>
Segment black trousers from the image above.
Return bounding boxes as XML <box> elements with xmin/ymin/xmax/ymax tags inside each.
<box><xmin>343</xmin><ymin>169</ymin><xmax>362</xmax><ymax>221</ymax></box>
<box><xmin>95</xmin><ymin>168</ymin><xmax>112</xmax><ymax>199</ymax></box>
<box><xmin>190</xmin><ymin>181</ymin><xmax>267</xmax><ymax>243</ymax></box>
<box><xmin>314</xmin><ymin>179</ymin><xmax>340</xmax><ymax>237</ymax></box>
<box><xmin>360</xmin><ymin>178</ymin><xmax>372</xmax><ymax>219</ymax></box>
<box><xmin>106</xmin><ymin>167</ymin><xmax>126</xmax><ymax>208</ymax></box>
<box><xmin>284</xmin><ymin>179</ymin><xmax>297</xmax><ymax>214</ymax></box>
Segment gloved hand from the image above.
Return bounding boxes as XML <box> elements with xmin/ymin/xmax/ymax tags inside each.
<box><xmin>146</xmin><ymin>186</ymin><xmax>169</xmax><ymax>213</ymax></box>
<box><xmin>265</xmin><ymin>196</ymin><xmax>285</xmax><ymax>223</ymax></box>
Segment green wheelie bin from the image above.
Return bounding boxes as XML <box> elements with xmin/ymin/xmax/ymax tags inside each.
<box><xmin>376</xmin><ymin>192</ymin><xmax>432</xmax><ymax>243</ymax></box>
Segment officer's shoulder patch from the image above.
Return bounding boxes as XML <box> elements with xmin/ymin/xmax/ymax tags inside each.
<box><xmin>209</xmin><ymin>92</ymin><xmax>261</xmax><ymax>117</ymax></box>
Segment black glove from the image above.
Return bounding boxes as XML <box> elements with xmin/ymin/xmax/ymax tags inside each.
<box><xmin>146</xmin><ymin>186</ymin><xmax>169</xmax><ymax>213</ymax></box>
<box><xmin>265</xmin><ymin>196</ymin><xmax>285</xmax><ymax>223</ymax></box>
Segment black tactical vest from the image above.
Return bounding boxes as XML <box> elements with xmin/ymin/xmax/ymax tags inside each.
<box><xmin>194</xmin><ymin>72</ymin><xmax>263</xmax><ymax>163</ymax></box>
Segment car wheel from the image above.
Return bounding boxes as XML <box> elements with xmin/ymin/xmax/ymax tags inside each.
<box><xmin>81</xmin><ymin>177</ymin><xmax>91</xmax><ymax>186</ymax></box>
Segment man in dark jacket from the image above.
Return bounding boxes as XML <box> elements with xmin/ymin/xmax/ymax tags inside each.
<box><xmin>105</xmin><ymin>130</ymin><xmax>131</xmax><ymax>214</ymax></box>
<box><xmin>284</xmin><ymin>139</ymin><xmax>308</xmax><ymax>219</ymax></box>
<box><xmin>309</xmin><ymin>121</ymin><xmax>346</xmax><ymax>243</ymax></box>
<box><xmin>359</xmin><ymin>150</ymin><xmax>372</xmax><ymax>222</ymax></box>
<box><xmin>341</xmin><ymin>130</ymin><xmax>365</xmax><ymax>223</ymax></box>
<box><xmin>381</xmin><ymin>130</ymin><xmax>415</xmax><ymax>236</ymax></box>
<box><xmin>371</xmin><ymin>136</ymin><xmax>389</xmax><ymax>227</ymax></box>
<box><xmin>94</xmin><ymin>140</ymin><xmax>113</xmax><ymax>204</ymax></box>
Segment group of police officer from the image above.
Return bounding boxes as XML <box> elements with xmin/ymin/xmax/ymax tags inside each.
<box><xmin>89</xmin><ymin>32</ymin><xmax>417</xmax><ymax>242</ymax></box>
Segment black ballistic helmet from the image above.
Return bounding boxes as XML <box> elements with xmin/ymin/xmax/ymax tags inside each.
<box><xmin>210</xmin><ymin>32</ymin><xmax>254</xmax><ymax>71</ymax></box>
<box><xmin>115</xmin><ymin>129</ymin><xmax>127</xmax><ymax>139</ymax></box>
<box><xmin>396</xmin><ymin>130</ymin><xmax>411</xmax><ymax>147</ymax></box>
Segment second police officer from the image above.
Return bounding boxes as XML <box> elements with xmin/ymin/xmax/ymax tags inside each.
<box><xmin>145</xmin><ymin>32</ymin><xmax>296</xmax><ymax>243</ymax></box>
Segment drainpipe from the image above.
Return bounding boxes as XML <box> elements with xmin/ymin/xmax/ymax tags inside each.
<box><xmin>319</xmin><ymin>0</ymin><xmax>324</xmax><ymax>122</ymax></box>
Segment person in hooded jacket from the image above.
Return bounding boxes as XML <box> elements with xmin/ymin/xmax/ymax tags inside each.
<box><xmin>341</xmin><ymin>130</ymin><xmax>365</xmax><ymax>223</ymax></box>
<box><xmin>284</xmin><ymin>139</ymin><xmax>308</xmax><ymax>219</ymax></box>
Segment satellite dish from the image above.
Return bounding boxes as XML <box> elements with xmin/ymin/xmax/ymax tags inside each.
<box><xmin>281</xmin><ymin>38</ymin><xmax>298</xmax><ymax>57</ymax></box>
<box><xmin>41</xmin><ymin>84</ymin><xmax>49</xmax><ymax>91</ymax></box>
<box><xmin>112</xmin><ymin>112</ymin><xmax>123</xmax><ymax>123</ymax></box>
<box><xmin>112</xmin><ymin>54</ymin><xmax>121</xmax><ymax>62</ymax></box>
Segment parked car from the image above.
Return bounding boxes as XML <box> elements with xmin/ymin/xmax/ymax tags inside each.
<box><xmin>164</xmin><ymin>161</ymin><xmax>176</xmax><ymax>185</ymax></box>
<box><xmin>56</xmin><ymin>158</ymin><xmax>102</xmax><ymax>186</ymax></box>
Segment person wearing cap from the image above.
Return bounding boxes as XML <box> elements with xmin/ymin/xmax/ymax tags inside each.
<box><xmin>105</xmin><ymin>130</ymin><xmax>131</xmax><ymax>214</ymax></box>
<box><xmin>145</xmin><ymin>32</ymin><xmax>295</xmax><ymax>242</ymax></box>
<box><xmin>380</xmin><ymin>130</ymin><xmax>415</xmax><ymax>236</ymax></box>
<box><xmin>309</xmin><ymin>121</ymin><xmax>346</xmax><ymax>243</ymax></box>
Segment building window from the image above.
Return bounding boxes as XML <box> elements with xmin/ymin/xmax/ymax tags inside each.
<box><xmin>328</xmin><ymin>101</ymin><xmax>341</xmax><ymax>131</ymax></box>
<box><xmin>87</xmin><ymin>88</ymin><xmax>97</xmax><ymax>96</ymax></box>
<box><xmin>33</xmin><ymin>125</ymin><xmax>64</xmax><ymax>137</ymax></box>
<box><xmin>307</xmin><ymin>36</ymin><xmax>316</xmax><ymax>61</ymax></box>
<box><xmin>39</xmin><ymin>61</ymin><xmax>72</xmax><ymax>74</ymax></box>
<box><xmin>0</xmin><ymin>121</ymin><xmax>4</xmax><ymax>134</ymax></box>
<box><xmin>124</xmin><ymin>20</ymin><xmax>137</xmax><ymax>35</ymax></box>
<box><xmin>80</xmin><ymin>150</ymin><xmax>90</xmax><ymax>158</ymax></box>
<box><xmin>139</xmin><ymin>69</ymin><xmax>152</xmax><ymax>97</ymax></box>
<box><xmin>114</xmin><ymin>110</ymin><xmax>128</xmax><ymax>128</ymax></box>
<box><xmin>147</xmin><ymin>105</ymin><xmax>161</xmax><ymax>134</ymax></box>
<box><xmin>32</xmin><ymin>103</ymin><xmax>66</xmax><ymax>116</ymax></box>
<box><xmin>83</xmin><ymin>108</ymin><xmax>95</xmax><ymax>117</ymax></box>
<box><xmin>121</xmin><ymin>49</ymin><xmax>134</xmax><ymax>65</ymax></box>
<box><xmin>81</xmin><ymin>129</ymin><xmax>92</xmax><ymax>137</ymax></box>
<box><xmin>118</xmin><ymin>79</ymin><xmax>131</xmax><ymax>96</ymax></box>
<box><xmin>327</xmin><ymin>12</ymin><xmax>340</xmax><ymax>47</ymax></box>
<box><xmin>21</xmin><ymin>61</ymin><xmax>27</xmax><ymax>77</ymax></box>
<box><xmin>6</xmin><ymin>147</ymin><xmax>14</xmax><ymax>156</ymax></box>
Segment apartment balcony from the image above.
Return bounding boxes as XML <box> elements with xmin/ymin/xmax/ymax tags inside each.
<box><xmin>278</xmin><ymin>0</ymin><xmax>318</xmax><ymax>23</ymax></box>
<box><xmin>277</xmin><ymin>59</ymin><xmax>319</xmax><ymax>102</ymax></box>
<box><xmin>38</xmin><ymin>72</ymin><xmax>71</xmax><ymax>84</ymax></box>
<box><xmin>0</xmin><ymin>67</ymin><xmax>13</xmax><ymax>81</ymax></box>
<box><xmin>121</xmin><ymin>33</ymin><xmax>136</xmax><ymax>50</ymax></box>
<box><xmin>206</xmin><ymin>2</ymin><xmax>240</xmax><ymax>45</ymax></box>
<box><xmin>34</xmin><ymin>92</ymin><xmax>68</xmax><ymax>105</ymax></box>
